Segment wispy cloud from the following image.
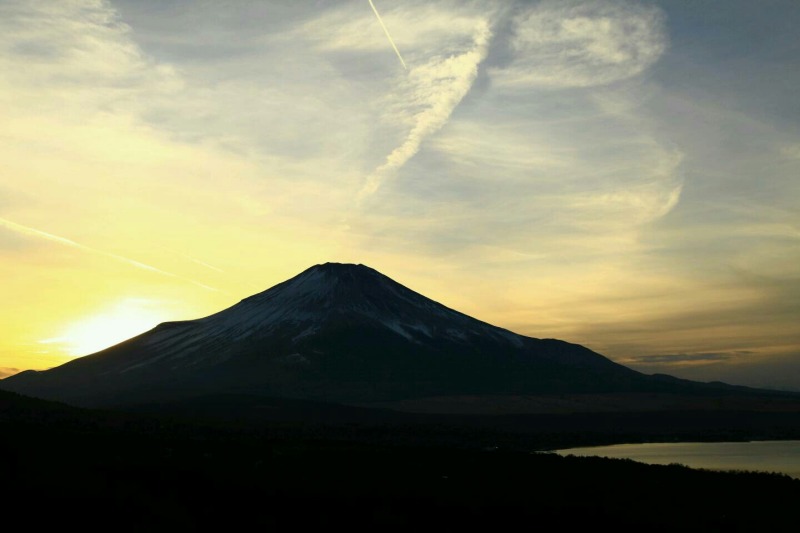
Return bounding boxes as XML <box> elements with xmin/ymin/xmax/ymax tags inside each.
<box><xmin>489</xmin><ymin>0</ymin><xmax>667</xmax><ymax>89</ymax></box>
<box><xmin>0</xmin><ymin>0</ymin><xmax>181</xmax><ymax>116</ymax></box>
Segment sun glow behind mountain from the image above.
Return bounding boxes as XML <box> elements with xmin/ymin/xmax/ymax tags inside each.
<box><xmin>40</xmin><ymin>299</ymin><xmax>169</xmax><ymax>357</ymax></box>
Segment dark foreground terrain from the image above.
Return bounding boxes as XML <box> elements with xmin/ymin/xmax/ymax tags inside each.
<box><xmin>3</xmin><ymin>390</ymin><xmax>800</xmax><ymax>531</ymax></box>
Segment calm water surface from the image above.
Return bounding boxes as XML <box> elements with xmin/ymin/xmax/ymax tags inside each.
<box><xmin>554</xmin><ymin>440</ymin><xmax>800</xmax><ymax>479</ymax></box>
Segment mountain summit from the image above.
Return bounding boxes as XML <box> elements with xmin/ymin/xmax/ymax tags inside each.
<box><xmin>3</xmin><ymin>263</ymin><xmax>672</xmax><ymax>407</ymax></box>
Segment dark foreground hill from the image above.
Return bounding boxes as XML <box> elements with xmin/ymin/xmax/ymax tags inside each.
<box><xmin>3</xmin><ymin>389</ymin><xmax>799</xmax><ymax>532</ymax></box>
<box><xmin>0</xmin><ymin>263</ymin><xmax>783</xmax><ymax>408</ymax></box>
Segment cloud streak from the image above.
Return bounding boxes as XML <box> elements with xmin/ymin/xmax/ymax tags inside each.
<box><xmin>0</xmin><ymin>218</ymin><xmax>221</xmax><ymax>293</ymax></box>
<box><xmin>627</xmin><ymin>352</ymin><xmax>753</xmax><ymax>364</ymax></box>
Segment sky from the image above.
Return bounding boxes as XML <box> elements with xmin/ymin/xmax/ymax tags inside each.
<box><xmin>1</xmin><ymin>0</ymin><xmax>798</xmax><ymax>391</ymax></box>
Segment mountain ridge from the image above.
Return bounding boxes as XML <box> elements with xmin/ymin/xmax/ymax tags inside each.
<box><xmin>0</xmin><ymin>262</ymin><xmax>769</xmax><ymax>407</ymax></box>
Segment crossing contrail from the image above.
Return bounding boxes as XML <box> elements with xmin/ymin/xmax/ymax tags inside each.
<box><xmin>368</xmin><ymin>0</ymin><xmax>407</xmax><ymax>69</ymax></box>
<box><xmin>357</xmin><ymin>20</ymin><xmax>492</xmax><ymax>201</ymax></box>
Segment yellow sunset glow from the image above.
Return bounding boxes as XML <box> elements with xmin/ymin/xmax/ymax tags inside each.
<box><xmin>42</xmin><ymin>300</ymin><xmax>170</xmax><ymax>357</ymax></box>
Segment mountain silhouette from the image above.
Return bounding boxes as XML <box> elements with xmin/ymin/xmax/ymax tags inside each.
<box><xmin>0</xmin><ymin>262</ymin><xmax>739</xmax><ymax>407</ymax></box>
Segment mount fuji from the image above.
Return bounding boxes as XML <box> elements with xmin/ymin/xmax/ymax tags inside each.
<box><xmin>1</xmin><ymin>263</ymin><xmax>724</xmax><ymax>408</ymax></box>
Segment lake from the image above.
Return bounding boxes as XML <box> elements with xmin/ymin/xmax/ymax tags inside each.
<box><xmin>554</xmin><ymin>440</ymin><xmax>800</xmax><ymax>479</ymax></box>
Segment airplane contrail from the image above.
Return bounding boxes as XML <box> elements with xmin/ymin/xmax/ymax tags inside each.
<box><xmin>186</xmin><ymin>256</ymin><xmax>224</xmax><ymax>273</ymax></box>
<box><xmin>357</xmin><ymin>21</ymin><xmax>492</xmax><ymax>201</ymax></box>
<box><xmin>0</xmin><ymin>217</ymin><xmax>222</xmax><ymax>292</ymax></box>
<box><xmin>368</xmin><ymin>0</ymin><xmax>407</xmax><ymax>70</ymax></box>
<box><xmin>157</xmin><ymin>245</ymin><xmax>226</xmax><ymax>274</ymax></box>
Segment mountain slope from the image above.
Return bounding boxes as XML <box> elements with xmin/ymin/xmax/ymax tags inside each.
<box><xmin>1</xmin><ymin>263</ymin><xmax>711</xmax><ymax>407</ymax></box>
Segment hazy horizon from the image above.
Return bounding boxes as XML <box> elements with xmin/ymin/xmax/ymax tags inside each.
<box><xmin>1</xmin><ymin>1</ymin><xmax>798</xmax><ymax>391</ymax></box>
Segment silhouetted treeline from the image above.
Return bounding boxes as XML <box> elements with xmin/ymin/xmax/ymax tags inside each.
<box><xmin>3</xmin><ymin>390</ymin><xmax>799</xmax><ymax>531</ymax></box>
